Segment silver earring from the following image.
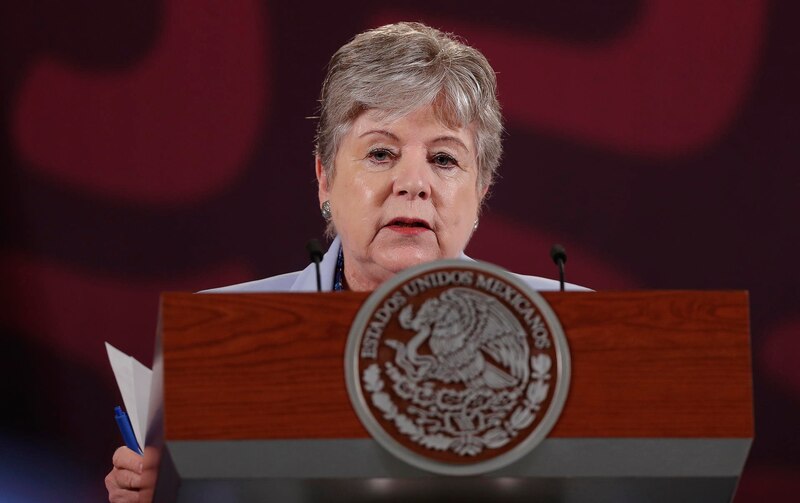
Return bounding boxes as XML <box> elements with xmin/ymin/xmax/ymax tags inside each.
<box><xmin>321</xmin><ymin>200</ymin><xmax>332</xmax><ymax>221</ymax></box>
<box><xmin>473</xmin><ymin>218</ymin><xmax>479</xmax><ymax>231</ymax></box>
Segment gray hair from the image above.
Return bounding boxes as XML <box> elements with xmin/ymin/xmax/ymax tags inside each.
<box><xmin>314</xmin><ymin>22</ymin><xmax>503</xmax><ymax>191</ymax></box>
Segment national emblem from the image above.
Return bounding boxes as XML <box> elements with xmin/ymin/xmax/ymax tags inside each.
<box><xmin>345</xmin><ymin>260</ymin><xmax>571</xmax><ymax>475</ymax></box>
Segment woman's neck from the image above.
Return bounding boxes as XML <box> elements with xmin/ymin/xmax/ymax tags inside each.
<box><xmin>343</xmin><ymin>267</ymin><xmax>385</xmax><ymax>292</ymax></box>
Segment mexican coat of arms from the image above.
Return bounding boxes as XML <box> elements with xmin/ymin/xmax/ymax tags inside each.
<box><xmin>345</xmin><ymin>260</ymin><xmax>570</xmax><ymax>475</ymax></box>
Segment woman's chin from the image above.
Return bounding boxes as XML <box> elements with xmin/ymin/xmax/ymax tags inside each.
<box><xmin>372</xmin><ymin>245</ymin><xmax>440</xmax><ymax>275</ymax></box>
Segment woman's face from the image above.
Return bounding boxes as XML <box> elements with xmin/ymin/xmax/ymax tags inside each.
<box><xmin>317</xmin><ymin>105</ymin><xmax>486</xmax><ymax>291</ymax></box>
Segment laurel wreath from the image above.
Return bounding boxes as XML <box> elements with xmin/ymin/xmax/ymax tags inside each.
<box><xmin>362</xmin><ymin>354</ymin><xmax>552</xmax><ymax>456</ymax></box>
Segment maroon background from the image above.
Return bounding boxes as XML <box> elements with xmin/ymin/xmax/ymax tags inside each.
<box><xmin>1</xmin><ymin>1</ymin><xmax>798</xmax><ymax>499</ymax></box>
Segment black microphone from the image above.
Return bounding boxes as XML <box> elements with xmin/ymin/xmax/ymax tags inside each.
<box><xmin>306</xmin><ymin>239</ymin><xmax>324</xmax><ymax>292</ymax></box>
<box><xmin>550</xmin><ymin>244</ymin><xmax>567</xmax><ymax>292</ymax></box>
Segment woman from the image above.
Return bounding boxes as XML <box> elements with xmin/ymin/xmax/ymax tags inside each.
<box><xmin>209</xmin><ymin>22</ymin><xmax>576</xmax><ymax>294</ymax></box>
<box><xmin>106</xmin><ymin>21</ymin><xmax>586</xmax><ymax>502</ymax></box>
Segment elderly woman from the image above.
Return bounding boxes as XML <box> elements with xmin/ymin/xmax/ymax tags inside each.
<box><xmin>211</xmin><ymin>22</ymin><xmax>573</xmax><ymax>294</ymax></box>
<box><xmin>106</xmin><ymin>21</ymin><xmax>584</xmax><ymax>502</ymax></box>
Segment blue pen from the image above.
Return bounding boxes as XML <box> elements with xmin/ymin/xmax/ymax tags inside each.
<box><xmin>114</xmin><ymin>406</ymin><xmax>143</xmax><ymax>455</ymax></box>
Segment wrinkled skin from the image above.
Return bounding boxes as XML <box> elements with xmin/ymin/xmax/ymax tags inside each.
<box><xmin>317</xmin><ymin>105</ymin><xmax>486</xmax><ymax>291</ymax></box>
<box><xmin>105</xmin><ymin>446</ymin><xmax>142</xmax><ymax>502</ymax></box>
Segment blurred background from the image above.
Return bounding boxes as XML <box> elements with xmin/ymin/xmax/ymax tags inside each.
<box><xmin>1</xmin><ymin>0</ymin><xmax>798</xmax><ymax>500</ymax></box>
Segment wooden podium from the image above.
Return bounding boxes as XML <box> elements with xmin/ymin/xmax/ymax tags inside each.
<box><xmin>142</xmin><ymin>291</ymin><xmax>752</xmax><ymax>502</ymax></box>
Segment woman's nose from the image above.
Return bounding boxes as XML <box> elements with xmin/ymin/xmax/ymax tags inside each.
<box><xmin>393</xmin><ymin>156</ymin><xmax>431</xmax><ymax>200</ymax></box>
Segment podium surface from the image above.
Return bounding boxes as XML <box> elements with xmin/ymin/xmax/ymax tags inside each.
<box><xmin>146</xmin><ymin>291</ymin><xmax>752</xmax><ymax>502</ymax></box>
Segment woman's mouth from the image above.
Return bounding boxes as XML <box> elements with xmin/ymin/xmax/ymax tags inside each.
<box><xmin>384</xmin><ymin>218</ymin><xmax>432</xmax><ymax>235</ymax></box>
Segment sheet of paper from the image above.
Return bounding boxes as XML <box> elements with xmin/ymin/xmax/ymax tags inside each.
<box><xmin>105</xmin><ymin>342</ymin><xmax>152</xmax><ymax>449</ymax></box>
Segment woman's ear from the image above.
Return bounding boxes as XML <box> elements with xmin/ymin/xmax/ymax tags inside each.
<box><xmin>316</xmin><ymin>156</ymin><xmax>329</xmax><ymax>206</ymax></box>
<box><xmin>478</xmin><ymin>184</ymin><xmax>489</xmax><ymax>208</ymax></box>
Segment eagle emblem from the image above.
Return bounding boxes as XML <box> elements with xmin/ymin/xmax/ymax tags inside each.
<box><xmin>346</xmin><ymin>261</ymin><xmax>570</xmax><ymax>475</ymax></box>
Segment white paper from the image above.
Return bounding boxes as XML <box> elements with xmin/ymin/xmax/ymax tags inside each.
<box><xmin>105</xmin><ymin>342</ymin><xmax>152</xmax><ymax>449</ymax></box>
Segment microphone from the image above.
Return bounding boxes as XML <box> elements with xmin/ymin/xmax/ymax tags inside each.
<box><xmin>306</xmin><ymin>239</ymin><xmax>324</xmax><ymax>292</ymax></box>
<box><xmin>550</xmin><ymin>244</ymin><xmax>567</xmax><ymax>292</ymax></box>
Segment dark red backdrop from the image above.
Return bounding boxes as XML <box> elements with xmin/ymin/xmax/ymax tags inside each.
<box><xmin>1</xmin><ymin>1</ymin><xmax>798</xmax><ymax>500</ymax></box>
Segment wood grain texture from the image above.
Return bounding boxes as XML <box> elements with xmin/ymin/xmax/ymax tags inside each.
<box><xmin>159</xmin><ymin>291</ymin><xmax>752</xmax><ymax>441</ymax></box>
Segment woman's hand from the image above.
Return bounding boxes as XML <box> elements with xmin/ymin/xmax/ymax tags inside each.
<box><xmin>105</xmin><ymin>446</ymin><xmax>143</xmax><ymax>502</ymax></box>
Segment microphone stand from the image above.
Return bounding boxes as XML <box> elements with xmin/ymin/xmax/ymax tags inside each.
<box><xmin>306</xmin><ymin>239</ymin><xmax>324</xmax><ymax>292</ymax></box>
<box><xmin>550</xmin><ymin>244</ymin><xmax>567</xmax><ymax>292</ymax></box>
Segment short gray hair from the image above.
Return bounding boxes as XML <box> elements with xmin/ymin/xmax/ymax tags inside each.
<box><xmin>315</xmin><ymin>22</ymin><xmax>503</xmax><ymax>191</ymax></box>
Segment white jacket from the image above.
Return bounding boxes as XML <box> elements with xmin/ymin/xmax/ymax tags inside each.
<box><xmin>206</xmin><ymin>236</ymin><xmax>589</xmax><ymax>293</ymax></box>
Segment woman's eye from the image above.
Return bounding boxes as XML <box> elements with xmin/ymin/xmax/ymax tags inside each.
<box><xmin>367</xmin><ymin>148</ymin><xmax>395</xmax><ymax>162</ymax></box>
<box><xmin>432</xmin><ymin>153</ymin><xmax>458</xmax><ymax>168</ymax></box>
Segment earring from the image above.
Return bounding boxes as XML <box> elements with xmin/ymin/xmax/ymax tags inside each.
<box><xmin>473</xmin><ymin>218</ymin><xmax>479</xmax><ymax>231</ymax></box>
<box><xmin>321</xmin><ymin>200</ymin><xmax>332</xmax><ymax>221</ymax></box>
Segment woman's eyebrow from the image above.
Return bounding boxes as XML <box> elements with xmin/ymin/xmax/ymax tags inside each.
<box><xmin>358</xmin><ymin>129</ymin><xmax>399</xmax><ymax>140</ymax></box>
<box><xmin>430</xmin><ymin>136</ymin><xmax>469</xmax><ymax>152</ymax></box>
<box><xmin>357</xmin><ymin>131</ymin><xmax>469</xmax><ymax>152</ymax></box>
